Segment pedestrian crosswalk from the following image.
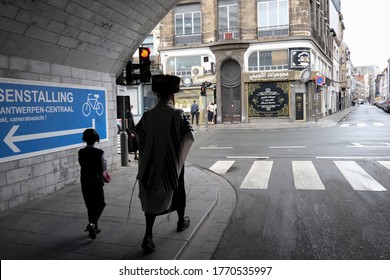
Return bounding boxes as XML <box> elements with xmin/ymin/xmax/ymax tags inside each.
<box><xmin>210</xmin><ymin>159</ymin><xmax>389</xmax><ymax>192</ymax></box>
<box><xmin>334</xmin><ymin>161</ymin><xmax>386</xmax><ymax>191</ymax></box>
<box><xmin>338</xmin><ymin>122</ymin><xmax>386</xmax><ymax>127</ymax></box>
<box><xmin>239</xmin><ymin>161</ymin><xmax>273</xmax><ymax>189</ymax></box>
<box><xmin>292</xmin><ymin>161</ymin><xmax>325</xmax><ymax>190</ymax></box>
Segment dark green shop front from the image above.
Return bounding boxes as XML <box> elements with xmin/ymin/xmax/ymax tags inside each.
<box><xmin>248</xmin><ymin>81</ymin><xmax>289</xmax><ymax>117</ymax></box>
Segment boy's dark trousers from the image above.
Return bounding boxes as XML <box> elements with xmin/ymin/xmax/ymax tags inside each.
<box><xmin>81</xmin><ymin>184</ymin><xmax>106</xmax><ymax>226</ymax></box>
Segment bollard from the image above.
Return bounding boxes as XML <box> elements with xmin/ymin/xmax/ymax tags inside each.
<box><xmin>120</xmin><ymin>131</ymin><xmax>128</xmax><ymax>166</ymax></box>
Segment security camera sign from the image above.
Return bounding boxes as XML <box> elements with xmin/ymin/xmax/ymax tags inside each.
<box><xmin>0</xmin><ymin>78</ymin><xmax>108</xmax><ymax>163</ymax></box>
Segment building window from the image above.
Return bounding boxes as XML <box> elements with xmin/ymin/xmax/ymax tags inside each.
<box><xmin>218</xmin><ymin>0</ymin><xmax>239</xmax><ymax>40</ymax></box>
<box><xmin>166</xmin><ymin>56</ymin><xmax>202</xmax><ymax>76</ymax></box>
<box><xmin>175</xmin><ymin>4</ymin><xmax>201</xmax><ymax>45</ymax></box>
<box><xmin>248</xmin><ymin>50</ymin><xmax>288</xmax><ymax>71</ymax></box>
<box><xmin>257</xmin><ymin>0</ymin><xmax>289</xmax><ymax>37</ymax></box>
<box><xmin>141</xmin><ymin>35</ymin><xmax>154</xmax><ymax>54</ymax></box>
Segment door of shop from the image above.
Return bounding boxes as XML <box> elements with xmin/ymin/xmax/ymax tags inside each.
<box><xmin>221</xmin><ymin>60</ymin><xmax>241</xmax><ymax>123</ymax></box>
<box><xmin>295</xmin><ymin>93</ymin><xmax>304</xmax><ymax>120</ymax></box>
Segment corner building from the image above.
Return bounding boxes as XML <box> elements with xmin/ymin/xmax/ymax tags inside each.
<box><xmin>158</xmin><ymin>0</ymin><xmax>336</xmax><ymax>124</ymax></box>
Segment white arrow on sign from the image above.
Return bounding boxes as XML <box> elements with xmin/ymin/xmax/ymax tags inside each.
<box><xmin>4</xmin><ymin>119</ymin><xmax>95</xmax><ymax>153</ymax></box>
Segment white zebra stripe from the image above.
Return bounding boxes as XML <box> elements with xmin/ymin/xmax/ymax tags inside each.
<box><xmin>292</xmin><ymin>161</ymin><xmax>326</xmax><ymax>190</ymax></box>
<box><xmin>239</xmin><ymin>161</ymin><xmax>273</xmax><ymax>189</ymax></box>
<box><xmin>209</xmin><ymin>161</ymin><xmax>235</xmax><ymax>174</ymax></box>
<box><xmin>377</xmin><ymin>161</ymin><xmax>390</xmax><ymax>170</ymax></box>
<box><xmin>334</xmin><ymin>161</ymin><xmax>387</xmax><ymax>191</ymax></box>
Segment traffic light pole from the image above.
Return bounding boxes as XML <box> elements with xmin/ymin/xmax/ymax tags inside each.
<box><xmin>204</xmin><ymin>93</ymin><xmax>208</xmax><ymax>129</ymax></box>
<box><xmin>138</xmin><ymin>83</ymin><xmax>144</xmax><ymax>116</ymax></box>
<box><xmin>120</xmin><ymin>100</ymin><xmax>128</xmax><ymax>166</ymax></box>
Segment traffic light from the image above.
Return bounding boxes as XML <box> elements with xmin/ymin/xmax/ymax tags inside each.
<box><xmin>200</xmin><ymin>82</ymin><xmax>212</xmax><ymax>96</ymax></box>
<box><xmin>139</xmin><ymin>47</ymin><xmax>151</xmax><ymax>83</ymax></box>
<box><xmin>200</xmin><ymin>83</ymin><xmax>206</xmax><ymax>96</ymax></box>
<box><xmin>116</xmin><ymin>95</ymin><xmax>130</xmax><ymax>119</ymax></box>
<box><xmin>125</xmin><ymin>61</ymin><xmax>139</xmax><ymax>85</ymax></box>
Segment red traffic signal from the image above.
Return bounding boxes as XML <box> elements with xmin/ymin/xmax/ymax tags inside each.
<box><xmin>139</xmin><ymin>47</ymin><xmax>150</xmax><ymax>58</ymax></box>
<box><xmin>139</xmin><ymin>47</ymin><xmax>151</xmax><ymax>83</ymax></box>
<box><xmin>200</xmin><ymin>83</ymin><xmax>206</xmax><ymax>96</ymax></box>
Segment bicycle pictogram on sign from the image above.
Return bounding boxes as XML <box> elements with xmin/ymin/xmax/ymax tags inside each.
<box><xmin>82</xmin><ymin>94</ymin><xmax>104</xmax><ymax>116</ymax></box>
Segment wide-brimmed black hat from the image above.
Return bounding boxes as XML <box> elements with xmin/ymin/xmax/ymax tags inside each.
<box><xmin>152</xmin><ymin>74</ymin><xmax>180</xmax><ymax>96</ymax></box>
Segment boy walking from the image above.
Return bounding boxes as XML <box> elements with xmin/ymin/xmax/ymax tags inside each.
<box><xmin>78</xmin><ymin>129</ymin><xmax>107</xmax><ymax>239</ymax></box>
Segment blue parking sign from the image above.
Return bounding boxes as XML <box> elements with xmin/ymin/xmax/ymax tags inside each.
<box><xmin>0</xmin><ymin>78</ymin><xmax>108</xmax><ymax>163</ymax></box>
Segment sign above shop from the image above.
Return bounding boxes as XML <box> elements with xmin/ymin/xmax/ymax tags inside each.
<box><xmin>290</xmin><ymin>48</ymin><xmax>311</xmax><ymax>69</ymax></box>
<box><xmin>248</xmin><ymin>82</ymin><xmax>289</xmax><ymax>118</ymax></box>
<box><xmin>245</xmin><ymin>71</ymin><xmax>294</xmax><ymax>82</ymax></box>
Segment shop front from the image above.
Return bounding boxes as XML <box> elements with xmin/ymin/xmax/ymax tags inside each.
<box><xmin>244</xmin><ymin>70</ymin><xmax>322</xmax><ymax>123</ymax></box>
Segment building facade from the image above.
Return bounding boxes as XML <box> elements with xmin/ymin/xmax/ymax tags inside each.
<box><xmin>155</xmin><ymin>0</ymin><xmax>350</xmax><ymax>124</ymax></box>
<box><xmin>354</xmin><ymin>65</ymin><xmax>380</xmax><ymax>103</ymax></box>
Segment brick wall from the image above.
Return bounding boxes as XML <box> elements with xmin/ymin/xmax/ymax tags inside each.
<box><xmin>0</xmin><ymin>54</ymin><xmax>119</xmax><ymax>211</ymax></box>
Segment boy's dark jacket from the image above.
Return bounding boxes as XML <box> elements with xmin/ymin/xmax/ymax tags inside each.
<box><xmin>78</xmin><ymin>147</ymin><xmax>104</xmax><ymax>186</ymax></box>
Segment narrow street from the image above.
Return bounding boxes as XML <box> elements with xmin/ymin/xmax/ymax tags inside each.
<box><xmin>188</xmin><ymin>104</ymin><xmax>390</xmax><ymax>259</ymax></box>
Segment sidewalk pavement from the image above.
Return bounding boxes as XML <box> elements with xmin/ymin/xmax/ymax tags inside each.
<box><xmin>0</xmin><ymin>107</ymin><xmax>355</xmax><ymax>260</ymax></box>
<box><xmin>196</xmin><ymin>106</ymin><xmax>356</xmax><ymax>131</ymax></box>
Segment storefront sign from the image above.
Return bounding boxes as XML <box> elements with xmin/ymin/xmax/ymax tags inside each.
<box><xmin>248</xmin><ymin>82</ymin><xmax>289</xmax><ymax>117</ymax></box>
<box><xmin>290</xmin><ymin>48</ymin><xmax>311</xmax><ymax>69</ymax></box>
<box><xmin>245</xmin><ymin>71</ymin><xmax>293</xmax><ymax>82</ymax></box>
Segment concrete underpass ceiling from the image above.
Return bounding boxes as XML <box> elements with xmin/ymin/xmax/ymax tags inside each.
<box><xmin>0</xmin><ymin>0</ymin><xmax>180</xmax><ymax>76</ymax></box>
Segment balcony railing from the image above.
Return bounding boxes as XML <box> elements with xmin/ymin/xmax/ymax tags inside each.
<box><xmin>174</xmin><ymin>33</ymin><xmax>202</xmax><ymax>45</ymax></box>
<box><xmin>217</xmin><ymin>28</ymin><xmax>240</xmax><ymax>41</ymax></box>
<box><xmin>258</xmin><ymin>25</ymin><xmax>289</xmax><ymax>37</ymax></box>
<box><xmin>164</xmin><ymin>25</ymin><xmax>291</xmax><ymax>47</ymax></box>
<box><xmin>248</xmin><ymin>64</ymin><xmax>289</xmax><ymax>71</ymax></box>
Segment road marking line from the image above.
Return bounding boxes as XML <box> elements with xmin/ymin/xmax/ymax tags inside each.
<box><xmin>292</xmin><ymin>161</ymin><xmax>326</xmax><ymax>190</ymax></box>
<box><xmin>373</xmin><ymin>123</ymin><xmax>385</xmax><ymax>127</ymax></box>
<box><xmin>334</xmin><ymin>161</ymin><xmax>387</xmax><ymax>191</ymax></box>
<box><xmin>340</xmin><ymin>124</ymin><xmax>350</xmax><ymax>127</ymax></box>
<box><xmin>200</xmin><ymin>146</ymin><xmax>233</xmax><ymax>150</ymax></box>
<box><xmin>316</xmin><ymin>156</ymin><xmax>390</xmax><ymax>159</ymax></box>
<box><xmin>357</xmin><ymin>123</ymin><xmax>366</xmax><ymax>127</ymax></box>
<box><xmin>378</xmin><ymin>161</ymin><xmax>390</xmax><ymax>170</ymax></box>
<box><xmin>347</xmin><ymin>142</ymin><xmax>390</xmax><ymax>148</ymax></box>
<box><xmin>240</xmin><ymin>161</ymin><xmax>273</xmax><ymax>189</ymax></box>
<box><xmin>209</xmin><ymin>161</ymin><xmax>235</xmax><ymax>174</ymax></box>
<box><xmin>227</xmin><ymin>156</ymin><xmax>269</xmax><ymax>159</ymax></box>
<box><xmin>268</xmin><ymin>146</ymin><xmax>306</xmax><ymax>149</ymax></box>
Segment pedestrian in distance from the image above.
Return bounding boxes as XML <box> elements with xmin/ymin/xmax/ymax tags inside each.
<box><xmin>190</xmin><ymin>100</ymin><xmax>199</xmax><ymax>125</ymax></box>
<box><xmin>78</xmin><ymin>128</ymin><xmax>108</xmax><ymax>240</ymax></box>
<box><xmin>126</xmin><ymin>105</ymin><xmax>139</xmax><ymax>161</ymax></box>
<box><xmin>207</xmin><ymin>102</ymin><xmax>215</xmax><ymax>124</ymax></box>
<box><xmin>134</xmin><ymin>74</ymin><xmax>195</xmax><ymax>253</ymax></box>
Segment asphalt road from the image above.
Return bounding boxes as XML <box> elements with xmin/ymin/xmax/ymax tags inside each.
<box><xmin>188</xmin><ymin>104</ymin><xmax>390</xmax><ymax>259</ymax></box>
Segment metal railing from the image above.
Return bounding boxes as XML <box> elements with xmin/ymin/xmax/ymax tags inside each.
<box><xmin>217</xmin><ymin>28</ymin><xmax>240</xmax><ymax>40</ymax></box>
<box><xmin>165</xmin><ymin>25</ymin><xmax>292</xmax><ymax>46</ymax></box>
<box><xmin>258</xmin><ymin>25</ymin><xmax>289</xmax><ymax>37</ymax></box>
<box><xmin>174</xmin><ymin>33</ymin><xmax>202</xmax><ymax>45</ymax></box>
